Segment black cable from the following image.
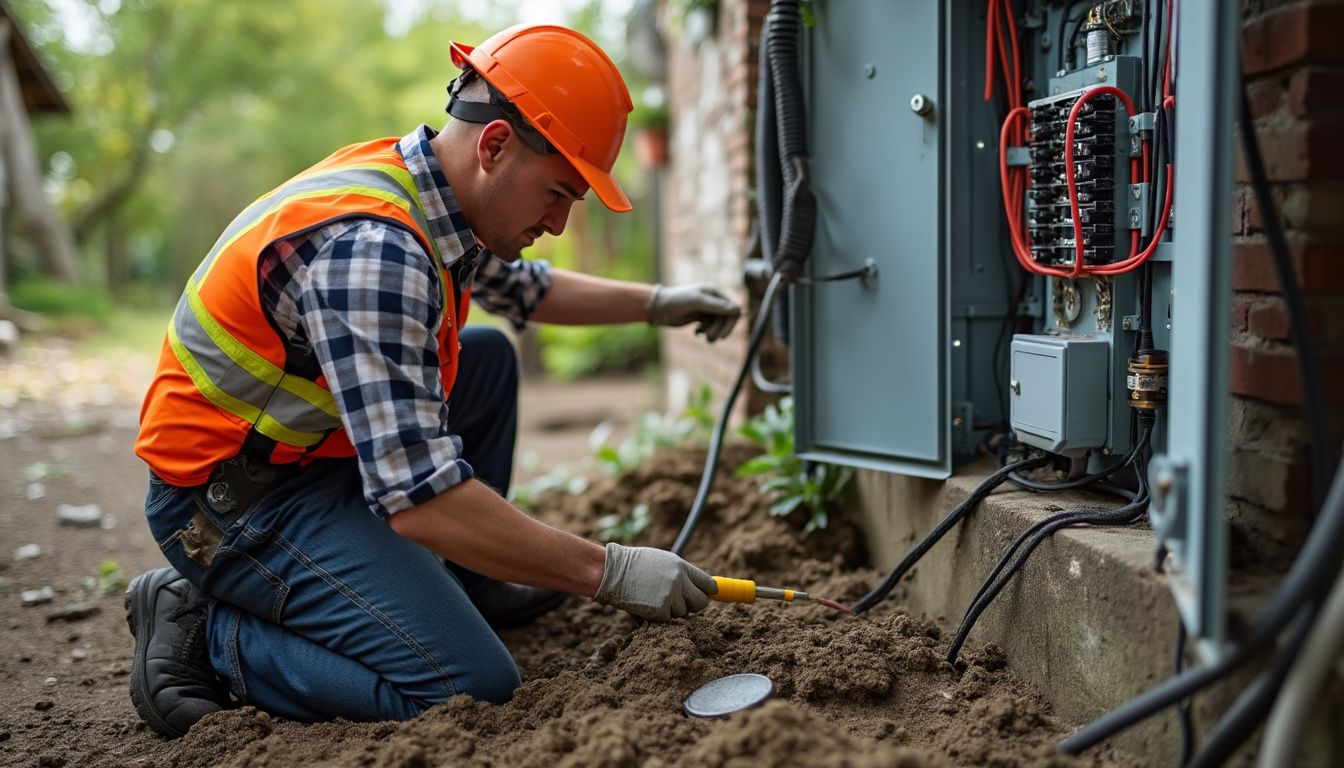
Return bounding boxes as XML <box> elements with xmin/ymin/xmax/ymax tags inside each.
<box><xmin>1066</xmin><ymin>12</ymin><xmax>1090</xmax><ymax>71</ymax></box>
<box><xmin>670</xmin><ymin>272</ymin><xmax>783</xmax><ymax>556</ymax></box>
<box><xmin>1008</xmin><ymin>427</ymin><xmax>1148</xmax><ymax>493</ymax></box>
<box><xmin>1141</xmin><ymin>0</ymin><xmax>1152</xmax><ymax>111</ymax></box>
<box><xmin>1059</xmin><ymin>447</ymin><xmax>1344</xmax><ymax>754</ymax></box>
<box><xmin>947</xmin><ymin>452</ymin><xmax>1151</xmax><ymax>665</ymax></box>
<box><xmin>1240</xmin><ymin>86</ymin><xmax>1333</xmax><ymax>512</ymax></box>
<box><xmin>1186</xmin><ymin>601</ymin><xmax>1320</xmax><ymax>768</ymax></box>
<box><xmin>955</xmin><ymin>430</ymin><xmax>1150</xmax><ymax>639</ymax></box>
<box><xmin>963</xmin><ymin>478</ymin><xmax>1141</xmax><ymax>621</ymax></box>
<box><xmin>1175</xmin><ymin>619</ymin><xmax>1194</xmax><ymax>767</ymax></box>
<box><xmin>848</xmin><ymin>454</ymin><xmax>1050</xmax><ymax>615</ymax></box>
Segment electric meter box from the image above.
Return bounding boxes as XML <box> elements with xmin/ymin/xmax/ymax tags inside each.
<box><xmin>1009</xmin><ymin>335</ymin><xmax>1110</xmax><ymax>456</ymax></box>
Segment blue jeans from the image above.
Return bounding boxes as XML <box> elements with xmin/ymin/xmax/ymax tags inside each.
<box><xmin>143</xmin><ymin>326</ymin><xmax>523</xmax><ymax>722</ymax></box>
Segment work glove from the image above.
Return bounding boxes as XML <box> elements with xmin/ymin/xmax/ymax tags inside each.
<box><xmin>646</xmin><ymin>283</ymin><xmax>742</xmax><ymax>342</ymax></box>
<box><xmin>593</xmin><ymin>542</ymin><xmax>716</xmax><ymax>621</ymax></box>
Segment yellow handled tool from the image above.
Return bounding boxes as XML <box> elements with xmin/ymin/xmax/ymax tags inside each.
<box><xmin>710</xmin><ymin>576</ymin><xmax>852</xmax><ymax>615</ymax></box>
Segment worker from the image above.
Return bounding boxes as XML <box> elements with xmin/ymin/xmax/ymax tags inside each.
<box><xmin>123</xmin><ymin>24</ymin><xmax>738</xmax><ymax>738</ymax></box>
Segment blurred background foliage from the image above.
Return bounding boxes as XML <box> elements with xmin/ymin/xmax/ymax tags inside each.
<box><xmin>6</xmin><ymin>0</ymin><xmax>661</xmax><ymax>379</ymax></box>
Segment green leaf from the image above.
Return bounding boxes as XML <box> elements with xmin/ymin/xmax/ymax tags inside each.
<box><xmin>769</xmin><ymin>495</ymin><xmax>805</xmax><ymax>518</ymax></box>
<box><xmin>736</xmin><ymin>456</ymin><xmax>779</xmax><ymax>477</ymax></box>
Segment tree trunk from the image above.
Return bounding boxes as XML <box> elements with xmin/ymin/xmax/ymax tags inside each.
<box><xmin>0</xmin><ymin>20</ymin><xmax>79</xmax><ymax>283</ymax></box>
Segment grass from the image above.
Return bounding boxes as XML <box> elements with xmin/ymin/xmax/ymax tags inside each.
<box><xmin>71</xmin><ymin>309</ymin><xmax>171</xmax><ymax>360</ymax></box>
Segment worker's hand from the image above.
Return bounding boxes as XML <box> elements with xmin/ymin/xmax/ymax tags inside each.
<box><xmin>593</xmin><ymin>543</ymin><xmax>716</xmax><ymax>621</ymax></box>
<box><xmin>646</xmin><ymin>283</ymin><xmax>742</xmax><ymax>342</ymax></box>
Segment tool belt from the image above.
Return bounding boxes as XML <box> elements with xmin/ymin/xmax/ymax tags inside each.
<box><xmin>179</xmin><ymin>456</ymin><xmax>297</xmax><ymax>567</ymax></box>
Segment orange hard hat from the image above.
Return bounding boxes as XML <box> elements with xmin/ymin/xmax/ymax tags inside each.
<box><xmin>450</xmin><ymin>25</ymin><xmax>634</xmax><ymax>212</ymax></box>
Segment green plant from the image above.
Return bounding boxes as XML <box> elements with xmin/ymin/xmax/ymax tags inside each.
<box><xmin>597</xmin><ymin>503</ymin><xmax>651</xmax><ymax>543</ymax></box>
<box><xmin>736</xmin><ymin>397</ymin><xmax>852</xmax><ymax>533</ymax></box>
<box><xmin>84</xmin><ymin>559</ymin><xmax>128</xmax><ymax>598</ymax></box>
<box><xmin>537</xmin><ymin>325</ymin><xmax>659</xmax><ymax>381</ymax></box>
<box><xmin>590</xmin><ymin>383</ymin><xmax>714</xmax><ymax>475</ymax></box>
<box><xmin>8</xmin><ymin>278</ymin><xmax>114</xmax><ymax>322</ymax></box>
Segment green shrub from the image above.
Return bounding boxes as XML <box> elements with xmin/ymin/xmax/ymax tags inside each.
<box><xmin>538</xmin><ymin>324</ymin><xmax>658</xmax><ymax>381</ymax></box>
<box><xmin>8</xmin><ymin>278</ymin><xmax>114</xmax><ymax>321</ymax></box>
<box><xmin>736</xmin><ymin>397</ymin><xmax>852</xmax><ymax>533</ymax></box>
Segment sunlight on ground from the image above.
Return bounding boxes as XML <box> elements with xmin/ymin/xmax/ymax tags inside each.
<box><xmin>0</xmin><ymin>309</ymin><xmax>168</xmax><ymax>412</ymax></box>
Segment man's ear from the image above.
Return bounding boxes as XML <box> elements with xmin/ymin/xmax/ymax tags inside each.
<box><xmin>477</xmin><ymin>120</ymin><xmax>514</xmax><ymax>172</ymax></box>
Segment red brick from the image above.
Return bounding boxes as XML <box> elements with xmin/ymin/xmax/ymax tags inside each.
<box><xmin>1232</xmin><ymin>296</ymin><xmax>1252</xmax><ymax>334</ymax></box>
<box><xmin>1246</xmin><ymin>297</ymin><xmax>1327</xmax><ymax>340</ymax></box>
<box><xmin>1247</xmin><ymin>77</ymin><xmax>1284</xmax><ymax>119</ymax></box>
<box><xmin>1229</xmin><ymin>344</ymin><xmax>1344</xmax><ymax>405</ymax></box>
<box><xmin>1233</xmin><ymin>239</ymin><xmax>1344</xmax><ymax>294</ymax></box>
<box><xmin>1288</xmin><ymin>66</ymin><xmax>1344</xmax><ymax>116</ymax></box>
<box><xmin>1242</xmin><ymin>4</ymin><xmax>1344</xmax><ymax>76</ymax></box>
<box><xmin>1244</xmin><ymin>116</ymin><xmax>1344</xmax><ymax>182</ymax></box>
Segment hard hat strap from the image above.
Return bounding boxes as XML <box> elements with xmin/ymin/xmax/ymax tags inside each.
<box><xmin>446</xmin><ymin>72</ymin><xmax>556</xmax><ymax>156</ymax></box>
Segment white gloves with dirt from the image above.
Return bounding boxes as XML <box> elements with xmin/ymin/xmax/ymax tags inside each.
<box><xmin>594</xmin><ymin>543</ymin><xmax>716</xmax><ymax>621</ymax></box>
<box><xmin>646</xmin><ymin>283</ymin><xmax>742</xmax><ymax>342</ymax></box>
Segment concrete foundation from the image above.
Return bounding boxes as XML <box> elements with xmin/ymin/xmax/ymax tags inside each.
<box><xmin>852</xmin><ymin>460</ymin><xmax>1205</xmax><ymax>764</ymax></box>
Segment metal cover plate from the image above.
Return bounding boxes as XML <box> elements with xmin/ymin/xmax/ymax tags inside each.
<box><xmin>682</xmin><ymin>673</ymin><xmax>774</xmax><ymax>718</ymax></box>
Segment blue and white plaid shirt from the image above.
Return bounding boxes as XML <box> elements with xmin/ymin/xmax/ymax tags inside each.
<box><xmin>258</xmin><ymin>125</ymin><xmax>552</xmax><ymax>518</ymax></box>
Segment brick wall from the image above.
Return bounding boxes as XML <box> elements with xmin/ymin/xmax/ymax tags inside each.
<box><xmin>1229</xmin><ymin>0</ymin><xmax>1344</xmax><ymax>566</ymax></box>
<box><xmin>658</xmin><ymin>0</ymin><xmax>768</xmax><ymax>416</ymax></box>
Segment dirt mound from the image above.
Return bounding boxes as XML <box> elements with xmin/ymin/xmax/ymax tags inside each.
<box><xmin>138</xmin><ymin>444</ymin><xmax>1140</xmax><ymax>768</ymax></box>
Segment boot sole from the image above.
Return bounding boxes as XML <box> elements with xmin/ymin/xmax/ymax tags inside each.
<box><xmin>125</xmin><ymin>569</ymin><xmax>189</xmax><ymax>739</ymax></box>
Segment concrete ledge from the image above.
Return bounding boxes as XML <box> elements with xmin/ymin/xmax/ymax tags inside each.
<box><xmin>850</xmin><ymin>459</ymin><xmax>1201</xmax><ymax>764</ymax></box>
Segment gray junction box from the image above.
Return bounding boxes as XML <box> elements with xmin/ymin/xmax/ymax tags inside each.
<box><xmin>1009</xmin><ymin>335</ymin><xmax>1110</xmax><ymax>456</ymax></box>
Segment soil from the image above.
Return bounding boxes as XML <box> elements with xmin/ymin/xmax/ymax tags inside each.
<box><xmin>0</xmin><ymin>340</ymin><xmax>1144</xmax><ymax>768</ymax></box>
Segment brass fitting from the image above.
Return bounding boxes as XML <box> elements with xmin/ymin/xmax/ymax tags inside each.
<box><xmin>1127</xmin><ymin>350</ymin><xmax>1169</xmax><ymax>411</ymax></box>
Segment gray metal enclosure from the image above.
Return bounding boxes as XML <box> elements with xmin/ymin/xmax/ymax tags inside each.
<box><xmin>791</xmin><ymin>0</ymin><xmax>1234</xmax><ymax>655</ymax></box>
<box><xmin>795</xmin><ymin>3</ymin><xmax>1020</xmax><ymax>478</ymax></box>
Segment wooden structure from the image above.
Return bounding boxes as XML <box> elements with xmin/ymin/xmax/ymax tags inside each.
<box><xmin>0</xmin><ymin>0</ymin><xmax>76</xmax><ymax>301</ymax></box>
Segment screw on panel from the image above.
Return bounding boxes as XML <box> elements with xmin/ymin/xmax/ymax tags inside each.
<box><xmin>863</xmin><ymin>63</ymin><xmax>876</xmax><ymax>79</ymax></box>
<box><xmin>1097</xmin><ymin>67</ymin><xmax>1108</xmax><ymax>82</ymax></box>
<box><xmin>910</xmin><ymin>94</ymin><xmax>933</xmax><ymax>116</ymax></box>
<box><xmin>1010</xmin><ymin>380</ymin><xmax>1022</xmax><ymax>395</ymax></box>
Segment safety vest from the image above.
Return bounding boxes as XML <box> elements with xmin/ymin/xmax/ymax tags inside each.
<box><xmin>136</xmin><ymin>138</ymin><xmax>470</xmax><ymax>487</ymax></box>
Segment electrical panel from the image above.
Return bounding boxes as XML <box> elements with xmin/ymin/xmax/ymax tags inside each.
<box><xmin>790</xmin><ymin>0</ymin><xmax>1230</xmax><ymax>655</ymax></box>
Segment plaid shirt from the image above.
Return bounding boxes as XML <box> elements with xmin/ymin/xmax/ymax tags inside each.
<box><xmin>258</xmin><ymin>125</ymin><xmax>551</xmax><ymax>518</ymax></box>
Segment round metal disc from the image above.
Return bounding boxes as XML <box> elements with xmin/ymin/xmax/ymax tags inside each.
<box><xmin>682</xmin><ymin>673</ymin><xmax>774</xmax><ymax>718</ymax></box>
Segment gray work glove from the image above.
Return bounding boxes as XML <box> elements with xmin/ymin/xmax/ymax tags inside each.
<box><xmin>646</xmin><ymin>283</ymin><xmax>742</xmax><ymax>342</ymax></box>
<box><xmin>593</xmin><ymin>542</ymin><xmax>716</xmax><ymax>621</ymax></box>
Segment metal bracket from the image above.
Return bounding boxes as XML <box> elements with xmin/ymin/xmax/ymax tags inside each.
<box><xmin>1006</xmin><ymin>147</ymin><xmax>1031</xmax><ymax>167</ymax></box>
<box><xmin>1129</xmin><ymin>112</ymin><xmax>1158</xmax><ymax>134</ymax></box>
<box><xmin>1127</xmin><ymin>182</ymin><xmax>1150</xmax><ymax>234</ymax></box>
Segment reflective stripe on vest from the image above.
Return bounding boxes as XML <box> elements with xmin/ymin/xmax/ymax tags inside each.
<box><xmin>170</xmin><ymin>163</ymin><xmax>446</xmax><ymax>448</ymax></box>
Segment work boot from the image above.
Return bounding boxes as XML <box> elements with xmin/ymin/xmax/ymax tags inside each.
<box><xmin>469</xmin><ymin>580</ymin><xmax>568</xmax><ymax>629</ymax></box>
<box><xmin>125</xmin><ymin>568</ymin><xmax>230</xmax><ymax>738</ymax></box>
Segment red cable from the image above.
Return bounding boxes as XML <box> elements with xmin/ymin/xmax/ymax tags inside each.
<box><xmin>1064</xmin><ymin>86</ymin><xmax>1139</xmax><ymax>276</ymax></box>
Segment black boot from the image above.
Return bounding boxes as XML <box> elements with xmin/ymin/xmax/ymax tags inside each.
<box><xmin>125</xmin><ymin>568</ymin><xmax>230</xmax><ymax>738</ymax></box>
<box><xmin>469</xmin><ymin>580</ymin><xmax>568</xmax><ymax>629</ymax></box>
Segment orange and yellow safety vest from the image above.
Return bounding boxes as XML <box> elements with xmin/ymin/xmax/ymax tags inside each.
<box><xmin>136</xmin><ymin>137</ymin><xmax>469</xmax><ymax>486</ymax></box>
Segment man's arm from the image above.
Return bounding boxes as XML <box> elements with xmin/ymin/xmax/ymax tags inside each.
<box><xmin>388</xmin><ymin>478</ymin><xmax>606</xmax><ymax>596</ymax></box>
<box><xmin>529</xmin><ymin>268</ymin><xmax>742</xmax><ymax>342</ymax></box>
<box><xmin>528</xmin><ymin>268</ymin><xmax>652</xmax><ymax>325</ymax></box>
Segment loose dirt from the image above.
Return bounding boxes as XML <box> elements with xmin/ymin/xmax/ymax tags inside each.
<box><xmin>0</xmin><ymin>342</ymin><xmax>1143</xmax><ymax>767</ymax></box>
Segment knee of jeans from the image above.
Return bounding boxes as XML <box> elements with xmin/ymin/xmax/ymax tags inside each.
<box><xmin>456</xmin><ymin>645</ymin><xmax>520</xmax><ymax>705</ymax></box>
<box><xmin>469</xmin><ymin>327</ymin><xmax>517</xmax><ymax>384</ymax></box>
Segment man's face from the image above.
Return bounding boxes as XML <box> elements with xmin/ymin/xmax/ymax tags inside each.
<box><xmin>476</xmin><ymin>133</ymin><xmax>589</xmax><ymax>262</ymax></box>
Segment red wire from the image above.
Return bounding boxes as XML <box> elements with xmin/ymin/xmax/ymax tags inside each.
<box><xmin>1065</xmin><ymin>86</ymin><xmax>1138</xmax><ymax>276</ymax></box>
<box><xmin>992</xmin><ymin>0</ymin><xmax>1176</xmax><ymax>279</ymax></box>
